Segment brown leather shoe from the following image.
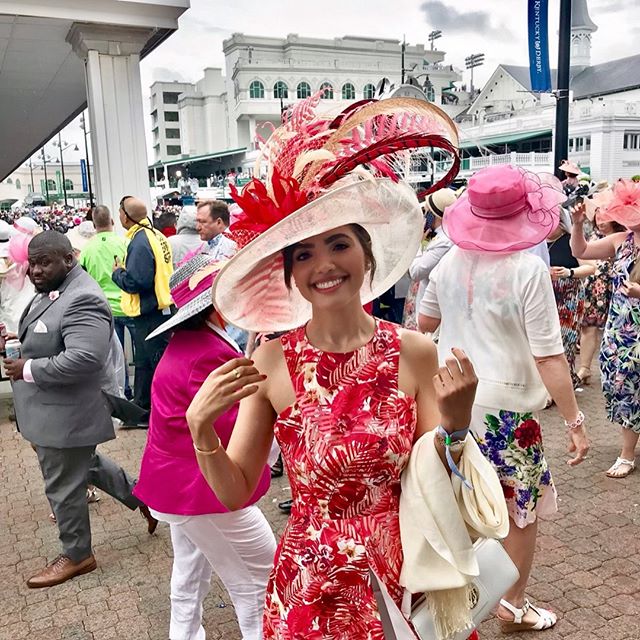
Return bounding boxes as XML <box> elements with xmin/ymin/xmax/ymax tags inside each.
<box><xmin>139</xmin><ymin>504</ymin><xmax>158</xmax><ymax>535</ymax></box>
<box><xmin>27</xmin><ymin>554</ymin><xmax>96</xmax><ymax>588</ymax></box>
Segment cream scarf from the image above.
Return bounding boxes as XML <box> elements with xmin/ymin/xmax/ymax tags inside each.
<box><xmin>398</xmin><ymin>430</ymin><xmax>509</xmax><ymax>640</ymax></box>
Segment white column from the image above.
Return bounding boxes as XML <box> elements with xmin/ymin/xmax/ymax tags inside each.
<box><xmin>248</xmin><ymin>116</ymin><xmax>257</xmax><ymax>150</ymax></box>
<box><xmin>67</xmin><ymin>23</ymin><xmax>153</xmax><ymax>227</ymax></box>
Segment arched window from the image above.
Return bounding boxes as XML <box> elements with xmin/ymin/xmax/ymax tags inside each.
<box><xmin>320</xmin><ymin>82</ymin><xmax>334</xmax><ymax>99</ymax></box>
<box><xmin>297</xmin><ymin>81</ymin><xmax>311</xmax><ymax>99</ymax></box>
<box><xmin>46</xmin><ymin>179</ymin><xmax>56</xmax><ymax>191</ymax></box>
<box><xmin>363</xmin><ymin>83</ymin><xmax>376</xmax><ymax>100</ymax></box>
<box><xmin>64</xmin><ymin>179</ymin><xmax>74</xmax><ymax>191</ymax></box>
<box><xmin>6</xmin><ymin>178</ymin><xmax>12</xmax><ymax>184</ymax></box>
<box><xmin>15</xmin><ymin>179</ymin><xmax>21</xmax><ymax>190</ymax></box>
<box><xmin>249</xmin><ymin>80</ymin><xmax>265</xmax><ymax>99</ymax></box>
<box><xmin>273</xmin><ymin>81</ymin><xmax>288</xmax><ymax>100</ymax></box>
<box><xmin>342</xmin><ymin>83</ymin><xmax>356</xmax><ymax>100</ymax></box>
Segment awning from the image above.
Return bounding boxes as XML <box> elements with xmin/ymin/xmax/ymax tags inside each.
<box><xmin>460</xmin><ymin>129</ymin><xmax>552</xmax><ymax>150</ymax></box>
<box><xmin>149</xmin><ymin>148</ymin><xmax>247</xmax><ymax>170</ymax></box>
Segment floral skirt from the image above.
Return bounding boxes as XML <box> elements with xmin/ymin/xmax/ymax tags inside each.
<box><xmin>552</xmin><ymin>278</ymin><xmax>585</xmax><ymax>387</ymax></box>
<box><xmin>471</xmin><ymin>405</ymin><xmax>557</xmax><ymax>529</ymax></box>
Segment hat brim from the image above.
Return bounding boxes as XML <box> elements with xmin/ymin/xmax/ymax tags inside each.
<box><xmin>443</xmin><ymin>182</ymin><xmax>565</xmax><ymax>253</ymax></box>
<box><xmin>598</xmin><ymin>205</ymin><xmax>640</xmax><ymax>229</ymax></box>
<box><xmin>146</xmin><ymin>289</ymin><xmax>213</xmax><ymax>340</ymax></box>
<box><xmin>212</xmin><ymin>178</ymin><xmax>423</xmax><ymax>332</ymax></box>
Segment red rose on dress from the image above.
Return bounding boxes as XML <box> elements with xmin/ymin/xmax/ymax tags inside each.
<box><xmin>514</xmin><ymin>419</ymin><xmax>542</xmax><ymax>448</ymax></box>
<box><xmin>501</xmin><ymin>483</ymin><xmax>515</xmax><ymax>500</ymax></box>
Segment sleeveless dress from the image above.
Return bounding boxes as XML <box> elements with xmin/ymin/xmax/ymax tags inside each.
<box><xmin>263</xmin><ymin>320</ymin><xmax>417</xmax><ymax>639</ymax></box>
<box><xmin>600</xmin><ymin>232</ymin><xmax>640</xmax><ymax>431</ymax></box>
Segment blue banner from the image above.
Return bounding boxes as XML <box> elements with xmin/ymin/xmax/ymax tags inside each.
<box><xmin>80</xmin><ymin>159</ymin><xmax>88</xmax><ymax>192</ymax></box>
<box><xmin>528</xmin><ymin>0</ymin><xmax>552</xmax><ymax>92</ymax></box>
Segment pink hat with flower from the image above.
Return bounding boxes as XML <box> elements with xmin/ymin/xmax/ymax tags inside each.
<box><xmin>598</xmin><ymin>179</ymin><xmax>640</xmax><ymax>230</ymax></box>
<box><xmin>442</xmin><ymin>165</ymin><xmax>565</xmax><ymax>253</ymax></box>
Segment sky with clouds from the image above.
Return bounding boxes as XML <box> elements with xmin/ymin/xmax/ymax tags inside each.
<box><xmin>50</xmin><ymin>0</ymin><xmax>637</xmax><ymax>163</ymax></box>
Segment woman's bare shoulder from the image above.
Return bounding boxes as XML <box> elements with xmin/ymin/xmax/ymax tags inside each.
<box><xmin>251</xmin><ymin>337</ymin><xmax>285</xmax><ymax>370</ymax></box>
<box><xmin>399</xmin><ymin>328</ymin><xmax>437</xmax><ymax>358</ymax></box>
<box><xmin>398</xmin><ymin>329</ymin><xmax>438</xmax><ymax>389</ymax></box>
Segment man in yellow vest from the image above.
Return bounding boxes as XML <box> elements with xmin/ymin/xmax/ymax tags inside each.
<box><xmin>112</xmin><ymin>197</ymin><xmax>173</xmax><ymax>421</ymax></box>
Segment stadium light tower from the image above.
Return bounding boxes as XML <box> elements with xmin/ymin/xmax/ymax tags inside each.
<box><xmin>428</xmin><ymin>30</ymin><xmax>442</xmax><ymax>50</ymax></box>
<box><xmin>465</xmin><ymin>53</ymin><xmax>485</xmax><ymax>93</ymax></box>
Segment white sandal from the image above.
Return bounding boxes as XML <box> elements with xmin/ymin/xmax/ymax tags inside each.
<box><xmin>498</xmin><ymin>598</ymin><xmax>557</xmax><ymax>632</ymax></box>
<box><xmin>605</xmin><ymin>457</ymin><xmax>636</xmax><ymax>479</ymax></box>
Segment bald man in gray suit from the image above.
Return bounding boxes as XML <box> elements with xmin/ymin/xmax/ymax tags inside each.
<box><xmin>4</xmin><ymin>231</ymin><xmax>156</xmax><ymax>588</ymax></box>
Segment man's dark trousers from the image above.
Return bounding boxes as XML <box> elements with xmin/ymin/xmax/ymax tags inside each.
<box><xmin>131</xmin><ymin>309</ymin><xmax>171</xmax><ymax>410</ymax></box>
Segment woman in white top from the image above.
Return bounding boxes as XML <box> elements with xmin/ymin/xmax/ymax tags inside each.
<box><xmin>419</xmin><ymin>165</ymin><xmax>589</xmax><ymax>633</ymax></box>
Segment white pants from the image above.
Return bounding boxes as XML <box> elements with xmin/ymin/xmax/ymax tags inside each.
<box><xmin>153</xmin><ymin>505</ymin><xmax>276</xmax><ymax>640</ymax></box>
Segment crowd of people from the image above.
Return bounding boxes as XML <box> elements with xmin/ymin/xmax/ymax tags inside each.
<box><xmin>1</xmin><ymin>92</ymin><xmax>639</xmax><ymax>640</ymax></box>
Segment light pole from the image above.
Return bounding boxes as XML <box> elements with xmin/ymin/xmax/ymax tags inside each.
<box><xmin>28</xmin><ymin>157</ymin><xmax>35</xmax><ymax>192</ymax></box>
<box><xmin>53</xmin><ymin>134</ymin><xmax>78</xmax><ymax>207</ymax></box>
<box><xmin>40</xmin><ymin>149</ymin><xmax>50</xmax><ymax>204</ymax></box>
<box><xmin>79</xmin><ymin>113</ymin><xmax>94</xmax><ymax>207</ymax></box>
<box><xmin>465</xmin><ymin>53</ymin><xmax>485</xmax><ymax>93</ymax></box>
<box><xmin>428</xmin><ymin>30</ymin><xmax>442</xmax><ymax>51</ymax></box>
<box><xmin>554</xmin><ymin>0</ymin><xmax>572</xmax><ymax>179</ymax></box>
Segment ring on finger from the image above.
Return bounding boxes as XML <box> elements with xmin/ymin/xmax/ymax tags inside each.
<box><xmin>233</xmin><ymin>369</ymin><xmax>242</xmax><ymax>380</ymax></box>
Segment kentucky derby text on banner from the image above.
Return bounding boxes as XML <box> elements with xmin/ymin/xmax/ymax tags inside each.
<box><xmin>528</xmin><ymin>0</ymin><xmax>551</xmax><ymax>93</ymax></box>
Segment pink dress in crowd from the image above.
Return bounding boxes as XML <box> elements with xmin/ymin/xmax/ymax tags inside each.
<box><xmin>133</xmin><ymin>326</ymin><xmax>270</xmax><ymax>514</ymax></box>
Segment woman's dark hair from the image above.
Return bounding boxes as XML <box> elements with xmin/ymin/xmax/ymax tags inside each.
<box><xmin>178</xmin><ymin>306</ymin><xmax>213</xmax><ymax>331</ymax></box>
<box><xmin>282</xmin><ymin>223</ymin><xmax>377</xmax><ymax>290</ymax></box>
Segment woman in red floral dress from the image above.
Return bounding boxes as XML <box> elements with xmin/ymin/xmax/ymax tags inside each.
<box><xmin>186</xmin><ymin>96</ymin><xmax>480</xmax><ymax>639</ymax></box>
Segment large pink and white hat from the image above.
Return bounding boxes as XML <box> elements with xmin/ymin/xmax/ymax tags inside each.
<box><xmin>442</xmin><ymin>165</ymin><xmax>565</xmax><ymax>253</ymax></box>
<box><xmin>212</xmin><ymin>93</ymin><xmax>461</xmax><ymax>332</ymax></box>
<box><xmin>598</xmin><ymin>178</ymin><xmax>640</xmax><ymax>230</ymax></box>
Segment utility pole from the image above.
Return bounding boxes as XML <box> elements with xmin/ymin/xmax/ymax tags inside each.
<box><xmin>554</xmin><ymin>0</ymin><xmax>572</xmax><ymax>179</ymax></box>
<box><xmin>401</xmin><ymin>36</ymin><xmax>406</xmax><ymax>84</ymax></box>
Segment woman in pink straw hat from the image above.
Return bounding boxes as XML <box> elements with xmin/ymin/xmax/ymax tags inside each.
<box><xmin>133</xmin><ymin>253</ymin><xmax>276</xmax><ymax>640</ymax></box>
<box><xmin>570</xmin><ymin>179</ymin><xmax>640</xmax><ymax>479</ymax></box>
<box><xmin>418</xmin><ymin>164</ymin><xmax>590</xmax><ymax>632</ymax></box>
<box><xmin>185</xmin><ymin>94</ymin><xmax>488</xmax><ymax>639</ymax></box>
<box><xmin>558</xmin><ymin>160</ymin><xmax>580</xmax><ymax>191</ymax></box>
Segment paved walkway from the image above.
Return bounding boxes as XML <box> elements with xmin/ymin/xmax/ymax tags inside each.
<box><xmin>1</xmin><ymin>378</ymin><xmax>639</xmax><ymax>639</ymax></box>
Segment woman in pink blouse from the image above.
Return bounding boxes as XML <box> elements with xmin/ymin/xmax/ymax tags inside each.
<box><xmin>133</xmin><ymin>253</ymin><xmax>275</xmax><ymax>640</ymax></box>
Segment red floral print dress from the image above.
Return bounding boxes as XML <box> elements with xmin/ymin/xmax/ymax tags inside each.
<box><xmin>263</xmin><ymin>320</ymin><xmax>417</xmax><ymax>639</ymax></box>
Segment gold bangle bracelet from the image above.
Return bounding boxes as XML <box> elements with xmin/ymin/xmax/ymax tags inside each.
<box><xmin>193</xmin><ymin>440</ymin><xmax>222</xmax><ymax>456</ymax></box>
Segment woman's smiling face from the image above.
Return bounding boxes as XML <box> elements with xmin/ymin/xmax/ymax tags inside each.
<box><xmin>289</xmin><ymin>225</ymin><xmax>369</xmax><ymax>310</ymax></box>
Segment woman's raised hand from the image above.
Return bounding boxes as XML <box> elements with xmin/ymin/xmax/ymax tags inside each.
<box><xmin>433</xmin><ymin>348</ymin><xmax>478</xmax><ymax>433</ymax></box>
<box><xmin>570</xmin><ymin>201</ymin><xmax>587</xmax><ymax>225</ymax></box>
<box><xmin>186</xmin><ymin>358</ymin><xmax>266</xmax><ymax>436</ymax></box>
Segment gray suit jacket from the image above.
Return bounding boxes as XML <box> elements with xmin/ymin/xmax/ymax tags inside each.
<box><xmin>12</xmin><ymin>264</ymin><xmax>116</xmax><ymax>448</ymax></box>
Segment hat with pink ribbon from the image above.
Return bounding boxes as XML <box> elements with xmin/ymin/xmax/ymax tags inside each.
<box><xmin>443</xmin><ymin>165</ymin><xmax>566</xmax><ymax>253</ymax></box>
<box><xmin>146</xmin><ymin>253</ymin><xmax>228</xmax><ymax>340</ymax></box>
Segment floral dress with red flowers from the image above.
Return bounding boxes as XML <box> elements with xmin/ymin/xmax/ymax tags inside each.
<box><xmin>263</xmin><ymin>320</ymin><xmax>418</xmax><ymax>639</ymax></box>
<box><xmin>470</xmin><ymin>405</ymin><xmax>557</xmax><ymax>529</ymax></box>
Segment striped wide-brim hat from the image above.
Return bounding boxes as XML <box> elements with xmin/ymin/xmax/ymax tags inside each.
<box><xmin>146</xmin><ymin>253</ymin><xmax>227</xmax><ymax>340</ymax></box>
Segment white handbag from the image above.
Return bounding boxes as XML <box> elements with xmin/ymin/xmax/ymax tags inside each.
<box><xmin>372</xmin><ymin>538</ymin><xmax>519</xmax><ymax>640</ymax></box>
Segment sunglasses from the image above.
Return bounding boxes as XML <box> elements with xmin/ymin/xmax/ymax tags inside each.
<box><xmin>119</xmin><ymin>196</ymin><xmax>133</xmax><ymax>216</ymax></box>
